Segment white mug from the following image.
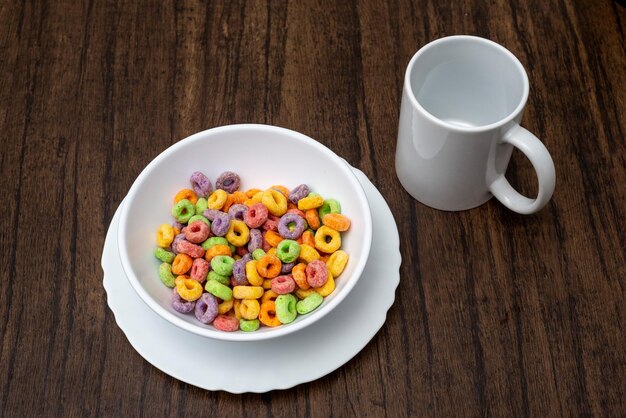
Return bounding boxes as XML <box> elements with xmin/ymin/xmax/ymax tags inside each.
<box><xmin>395</xmin><ymin>36</ymin><xmax>555</xmax><ymax>214</ymax></box>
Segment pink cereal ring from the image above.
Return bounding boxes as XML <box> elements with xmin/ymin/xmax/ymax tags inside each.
<box><xmin>213</xmin><ymin>314</ymin><xmax>239</xmax><ymax>332</ymax></box>
<box><xmin>184</xmin><ymin>220</ymin><xmax>210</xmax><ymax>244</ymax></box>
<box><xmin>244</xmin><ymin>203</ymin><xmax>269</xmax><ymax>228</ymax></box>
<box><xmin>176</xmin><ymin>240</ymin><xmax>205</xmax><ymax>259</ymax></box>
<box><xmin>306</xmin><ymin>260</ymin><xmax>329</xmax><ymax>288</ymax></box>
<box><xmin>262</xmin><ymin>215</ymin><xmax>280</xmax><ymax>232</ymax></box>
<box><xmin>286</xmin><ymin>208</ymin><xmax>306</xmax><ymax>219</ymax></box>
<box><xmin>271</xmin><ymin>275</ymin><xmax>296</xmax><ymax>294</ymax></box>
<box><xmin>190</xmin><ymin>258</ymin><xmax>210</xmax><ymax>282</ymax></box>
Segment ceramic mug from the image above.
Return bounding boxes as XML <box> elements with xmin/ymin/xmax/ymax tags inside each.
<box><xmin>395</xmin><ymin>35</ymin><xmax>555</xmax><ymax>214</ymax></box>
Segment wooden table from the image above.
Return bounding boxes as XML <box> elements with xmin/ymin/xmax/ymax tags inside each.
<box><xmin>1</xmin><ymin>0</ymin><xmax>624</xmax><ymax>416</ymax></box>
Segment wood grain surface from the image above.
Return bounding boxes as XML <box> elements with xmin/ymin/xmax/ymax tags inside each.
<box><xmin>1</xmin><ymin>0</ymin><xmax>625</xmax><ymax>416</ymax></box>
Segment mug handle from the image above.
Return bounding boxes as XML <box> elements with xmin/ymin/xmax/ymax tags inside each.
<box><xmin>489</xmin><ymin>125</ymin><xmax>556</xmax><ymax>214</ymax></box>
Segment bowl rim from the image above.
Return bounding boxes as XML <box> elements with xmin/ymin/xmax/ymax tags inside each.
<box><xmin>117</xmin><ymin>123</ymin><xmax>373</xmax><ymax>341</ymax></box>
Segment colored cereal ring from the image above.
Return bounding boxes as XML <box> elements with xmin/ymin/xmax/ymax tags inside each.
<box><xmin>322</xmin><ymin>213</ymin><xmax>351</xmax><ymax>231</ymax></box>
<box><xmin>225</xmin><ymin>220</ymin><xmax>250</xmax><ymax>247</ymax></box>
<box><xmin>232</xmin><ymin>257</ymin><xmax>250</xmax><ymax>286</ymax></box>
<box><xmin>174</xmin><ymin>188</ymin><xmax>198</xmax><ymax>205</ymax></box>
<box><xmin>194</xmin><ymin>293</ymin><xmax>219</xmax><ymax>324</ymax></box>
<box><xmin>314</xmin><ymin>226</ymin><xmax>341</xmax><ymax>253</ymax></box>
<box><xmin>232</xmin><ymin>191</ymin><xmax>247</xmax><ymax>204</ymax></box>
<box><xmin>271</xmin><ymin>185</ymin><xmax>290</xmax><ymax>197</ymax></box>
<box><xmin>222</xmin><ymin>193</ymin><xmax>236</xmax><ymax>213</ymax></box>
<box><xmin>296</xmin><ymin>292</ymin><xmax>323</xmax><ymax>314</ymax></box>
<box><xmin>239</xmin><ymin>318</ymin><xmax>260</xmax><ymax>332</ymax></box>
<box><xmin>176</xmin><ymin>240</ymin><xmax>205</xmax><ymax>259</ymax></box>
<box><xmin>262</xmin><ymin>215</ymin><xmax>280</xmax><ymax>232</ymax></box>
<box><xmin>258</xmin><ymin>301</ymin><xmax>281</xmax><ymax>327</ymax></box>
<box><xmin>171</xmin><ymin>288</ymin><xmax>196</xmax><ymax>313</ymax></box>
<box><xmin>281</xmin><ymin>261</ymin><xmax>295</xmax><ymax>274</ymax></box>
<box><xmin>292</xmin><ymin>263</ymin><xmax>310</xmax><ymax>290</ymax></box>
<box><xmin>171</xmin><ymin>199</ymin><xmax>195</xmax><ymax>223</ymax></box>
<box><xmin>275</xmin><ymin>294</ymin><xmax>297</xmax><ymax>324</ymax></box>
<box><xmin>172</xmin><ymin>221</ymin><xmax>184</xmax><ymax>231</ymax></box>
<box><xmin>184</xmin><ymin>220</ymin><xmax>210</xmax><ymax>244</ymax></box>
<box><xmin>306</xmin><ymin>260</ymin><xmax>329</xmax><ymax>288</ymax></box>
<box><xmin>171</xmin><ymin>253</ymin><xmax>193</xmax><ymax>275</ymax></box>
<box><xmin>233</xmin><ymin>299</ymin><xmax>242</xmax><ymax>319</ymax></box>
<box><xmin>248</xmin><ymin>228</ymin><xmax>263</xmax><ymax>253</ymax></box>
<box><xmin>244</xmin><ymin>203</ymin><xmax>268</xmax><ymax>228</ymax></box>
<box><xmin>261</xmin><ymin>189</ymin><xmax>288</xmax><ymax>216</ymax></box>
<box><xmin>207</xmin><ymin>189</ymin><xmax>228</xmax><ymax>210</ymax></box>
<box><xmin>228</xmin><ymin>204</ymin><xmax>248</xmax><ymax>221</ymax></box>
<box><xmin>203</xmin><ymin>208</ymin><xmax>222</xmax><ymax>221</ymax></box>
<box><xmin>286</xmin><ymin>207</ymin><xmax>307</xmax><ymax>219</ymax></box>
<box><xmin>233</xmin><ymin>285</ymin><xmax>264</xmax><ymax>299</ymax></box>
<box><xmin>154</xmin><ymin>247</ymin><xmax>175</xmax><ymax>264</ymax></box>
<box><xmin>288</xmin><ymin>184</ymin><xmax>310</xmax><ymax>204</ymax></box>
<box><xmin>211</xmin><ymin>255</ymin><xmax>234</xmax><ymax>276</ymax></box>
<box><xmin>262</xmin><ymin>279</ymin><xmax>273</xmax><ymax>289</ymax></box>
<box><xmin>318</xmin><ymin>198</ymin><xmax>341</xmax><ymax>219</ymax></box>
<box><xmin>202</xmin><ymin>236</ymin><xmax>229</xmax><ymax>250</ymax></box>
<box><xmin>295</xmin><ymin>288</ymin><xmax>316</xmax><ymax>299</ymax></box>
<box><xmin>301</xmin><ymin>230</ymin><xmax>315</xmax><ymax>247</ymax></box>
<box><xmin>158</xmin><ymin>263</ymin><xmax>176</xmax><ymax>288</ymax></box>
<box><xmin>190</xmin><ymin>171</ymin><xmax>213</xmax><ymax>198</ymax></box>
<box><xmin>297</xmin><ymin>195</ymin><xmax>323</xmax><ymax>210</ymax></box>
<box><xmin>205</xmin><ymin>279</ymin><xmax>233</xmax><ymax>300</ymax></box>
<box><xmin>156</xmin><ymin>224</ymin><xmax>175</xmax><ymax>248</ymax></box>
<box><xmin>277</xmin><ymin>213</ymin><xmax>306</xmax><ymax>240</ymax></box>
<box><xmin>188</xmin><ymin>214</ymin><xmax>210</xmax><ymax>227</ymax></box>
<box><xmin>261</xmin><ymin>289</ymin><xmax>279</xmax><ymax>303</ymax></box>
<box><xmin>190</xmin><ymin>257</ymin><xmax>210</xmax><ymax>282</ymax></box>
<box><xmin>215</xmin><ymin>171</ymin><xmax>241</xmax><ymax>193</ymax></box>
<box><xmin>208</xmin><ymin>270</ymin><xmax>230</xmax><ymax>286</ymax></box>
<box><xmin>171</xmin><ymin>233</ymin><xmax>186</xmax><ymax>254</ymax></box>
<box><xmin>271</xmin><ymin>275</ymin><xmax>296</xmax><ymax>295</ymax></box>
<box><xmin>264</xmin><ymin>230</ymin><xmax>283</xmax><ymax>248</ymax></box>
<box><xmin>245</xmin><ymin>260</ymin><xmax>263</xmax><ymax>286</ymax></box>
<box><xmin>245</xmin><ymin>188</ymin><xmax>262</xmax><ymax>198</ymax></box>
<box><xmin>298</xmin><ymin>244</ymin><xmax>320</xmax><ymax>263</ymax></box>
<box><xmin>305</xmin><ymin>209</ymin><xmax>321</xmax><ymax>230</ymax></box>
<box><xmin>326</xmin><ymin>250</ymin><xmax>349</xmax><ymax>278</ymax></box>
<box><xmin>236</xmin><ymin>246</ymin><xmax>249</xmax><ymax>257</ymax></box>
<box><xmin>276</xmin><ymin>240</ymin><xmax>301</xmax><ymax>263</ymax></box>
<box><xmin>218</xmin><ymin>298</ymin><xmax>234</xmax><ymax>314</ymax></box>
<box><xmin>239</xmin><ymin>299</ymin><xmax>261</xmax><ymax>320</ymax></box>
<box><xmin>316</xmin><ymin>271</ymin><xmax>335</xmax><ymax>296</ymax></box>
<box><xmin>256</xmin><ymin>255</ymin><xmax>282</xmax><ymax>278</ymax></box>
<box><xmin>213</xmin><ymin>314</ymin><xmax>239</xmax><ymax>332</ymax></box>
<box><xmin>210</xmin><ymin>211</ymin><xmax>231</xmax><ymax>237</ymax></box>
<box><xmin>195</xmin><ymin>196</ymin><xmax>209</xmax><ymax>218</ymax></box>
<box><xmin>176</xmin><ymin>278</ymin><xmax>203</xmax><ymax>301</ymax></box>
<box><xmin>252</xmin><ymin>248</ymin><xmax>266</xmax><ymax>261</ymax></box>
<box><xmin>204</xmin><ymin>244</ymin><xmax>232</xmax><ymax>262</ymax></box>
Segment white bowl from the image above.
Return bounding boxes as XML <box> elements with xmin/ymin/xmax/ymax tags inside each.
<box><xmin>118</xmin><ymin>124</ymin><xmax>372</xmax><ymax>341</ymax></box>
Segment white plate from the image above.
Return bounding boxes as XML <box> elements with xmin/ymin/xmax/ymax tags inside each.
<box><xmin>102</xmin><ymin>168</ymin><xmax>400</xmax><ymax>393</ymax></box>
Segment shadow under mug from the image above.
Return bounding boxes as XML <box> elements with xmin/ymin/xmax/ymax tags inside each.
<box><xmin>395</xmin><ymin>35</ymin><xmax>555</xmax><ymax>214</ymax></box>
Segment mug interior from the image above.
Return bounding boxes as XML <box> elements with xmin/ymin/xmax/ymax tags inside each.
<box><xmin>408</xmin><ymin>36</ymin><xmax>528</xmax><ymax>129</ymax></box>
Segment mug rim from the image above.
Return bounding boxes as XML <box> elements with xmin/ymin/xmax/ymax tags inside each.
<box><xmin>404</xmin><ymin>35</ymin><xmax>530</xmax><ymax>133</ymax></box>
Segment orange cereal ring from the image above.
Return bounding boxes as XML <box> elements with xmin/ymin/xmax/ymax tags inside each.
<box><xmin>292</xmin><ymin>263</ymin><xmax>310</xmax><ymax>290</ymax></box>
<box><xmin>322</xmin><ymin>213</ymin><xmax>351</xmax><ymax>231</ymax></box>
<box><xmin>244</xmin><ymin>199</ymin><xmax>256</xmax><ymax>207</ymax></box>
<box><xmin>271</xmin><ymin>185</ymin><xmax>289</xmax><ymax>198</ymax></box>
<box><xmin>258</xmin><ymin>301</ymin><xmax>281</xmax><ymax>327</ymax></box>
<box><xmin>245</xmin><ymin>188</ymin><xmax>262</xmax><ymax>198</ymax></box>
<box><xmin>232</xmin><ymin>191</ymin><xmax>247</xmax><ymax>204</ymax></box>
<box><xmin>264</xmin><ymin>230</ymin><xmax>283</xmax><ymax>248</ymax></box>
<box><xmin>218</xmin><ymin>298</ymin><xmax>234</xmax><ymax>314</ymax></box>
<box><xmin>305</xmin><ymin>209</ymin><xmax>321</xmax><ymax>230</ymax></box>
<box><xmin>204</xmin><ymin>244</ymin><xmax>232</xmax><ymax>262</ymax></box>
<box><xmin>287</xmin><ymin>202</ymin><xmax>298</xmax><ymax>210</ymax></box>
<box><xmin>171</xmin><ymin>253</ymin><xmax>193</xmax><ymax>275</ymax></box>
<box><xmin>302</xmin><ymin>230</ymin><xmax>315</xmax><ymax>247</ymax></box>
<box><xmin>222</xmin><ymin>193</ymin><xmax>236</xmax><ymax>213</ymax></box>
<box><xmin>174</xmin><ymin>188</ymin><xmax>198</xmax><ymax>205</ymax></box>
<box><xmin>256</xmin><ymin>255</ymin><xmax>282</xmax><ymax>278</ymax></box>
<box><xmin>261</xmin><ymin>289</ymin><xmax>279</xmax><ymax>303</ymax></box>
<box><xmin>262</xmin><ymin>279</ymin><xmax>273</xmax><ymax>289</ymax></box>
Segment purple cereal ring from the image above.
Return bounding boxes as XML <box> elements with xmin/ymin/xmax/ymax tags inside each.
<box><xmin>271</xmin><ymin>275</ymin><xmax>296</xmax><ymax>294</ymax></box>
<box><xmin>204</xmin><ymin>209</ymin><xmax>221</xmax><ymax>221</ymax></box>
<box><xmin>281</xmin><ymin>261</ymin><xmax>295</xmax><ymax>274</ymax></box>
<box><xmin>195</xmin><ymin>293</ymin><xmax>219</xmax><ymax>324</ymax></box>
<box><xmin>184</xmin><ymin>220</ymin><xmax>210</xmax><ymax>244</ymax></box>
<box><xmin>171</xmin><ymin>233</ymin><xmax>186</xmax><ymax>254</ymax></box>
<box><xmin>262</xmin><ymin>215</ymin><xmax>280</xmax><ymax>232</ymax></box>
<box><xmin>211</xmin><ymin>211</ymin><xmax>231</xmax><ymax>237</ymax></box>
<box><xmin>190</xmin><ymin>171</ymin><xmax>213</xmax><ymax>198</ymax></box>
<box><xmin>177</xmin><ymin>240</ymin><xmax>205</xmax><ymax>259</ymax></box>
<box><xmin>190</xmin><ymin>258</ymin><xmax>210</xmax><ymax>282</ymax></box>
<box><xmin>228</xmin><ymin>204</ymin><xmax>248</xmax><ymax>221</ymax></box>
<box><xmin>278</xmin><ymin>213</ymin><xmax>306</xmax><ymax>240</ymax></box>
<box><xmin>247</xmin><ymin>228</ymin><xmax>263</xmax><ymax>252</ymax></box>
<box><xmin>288</xmin><ymin>184</ymin><xmax>310</xmax><ymax>204</ymax></box>
<box><xmin>215</xmin><ymin>171</ymin><xmax>241</xmax><ymax>193</ymax></box>
<box><xmin>171</xmin><ymin>288</ymin><xmax>195</xmax><ymax>313</ymax></box>
<box><xmin>172</xmin><ymin>221</ymin><xmax>184</xmax><ymax>231</ymax></box>
<box><xmin>213</xmin><ymin>314</ymin><xmax>239</xmax><ymax>331</ymax></box>
<box><xmin>244</xmin><ymin>203</ymin><xmax>268</xmax><ymax>228</ymax></box>
<box><xmin>306</xmin><ymin>260</ymin><xmax>329</xmax><ymax>288</ymax></box>
<box><xmin>231</xmin><ymin>255</ymin><xmax>251</xmax><ymax>286</ymax></box>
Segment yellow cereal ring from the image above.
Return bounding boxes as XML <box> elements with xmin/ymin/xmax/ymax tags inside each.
<box><xmin>218</xmin><ymin>298</ymin><xmax>234</xmax><ymax>314</ymax></box>
<box><xmin>261</xmin><ymin>289</ymin><xmax>279</xmax><ymax>303</ymax></box>
<box><xmin>270</xmin><ymin>185</ymin><xmax>289</xmax><ymax>198</ymax></box>
<box><xmin>174</xmin><ymin>188</ymin><xmax>198</xmax><ymax>205</ymax></box>
<box><xmin>239</xmin><ymin>299</ymin><xmax>261</xmax><ymax>320</ymax></box>
<box><xmin>176</xmin><ymin>278</ymin><xmax>203</xmax><ymax>301</ymax></box>
<box><xmin>244</xmin><ymin>199</ymin><xmax>257</xmax><ymax>207</ymax></box>
<box><xmin>314</xmin><ymin>226</ymin><xmax>341</xmax><ymax>253</ymax></box>
<box><xmin>156</xmin><ymin>224</ymin><xmax>175</xmax><ymax>248</ymax></box>
<box><xmin>326</xmin><ymin>250</ymin><xmax>349</xmax><ymax>278</ymax></box>
<box><xmin>233</xmin><ymin>299</ymin><xmax>242</xmax><ymax>320</ymax></box>
<box><xmin>261</xmin><ymin>189</ymin><xmax>288</xmax><ymax>216</ymax></box>
<box><xmin>174</xmin><ymin>275</ymin><xmax>189</xmax><ymax>287</ymax></box>
<box><xmin>298</xmin><ymin>195</ymin><xmax>324</xmax><ymax>210</ymax></box>
<box><xmin>295</xmin><ymin>288</ymin><xmax>316</xmax><ymax>299</ymax></box>
<box><xmin>262</xmin><ymin>279</ymin><xmax>273</xmax><ymax>289</ymax></box>
<box><xmin>298</xmin><ymin>244</ymin><xmax>320</xmax><ymax>263</ymax></box>
<box><xmin>245</xmin><ymin>188</ymin><xmax>262</xmax><ymax>198</ymax></box>
<box><xmin>267</xmin><ymin>247</ymin><xmax>277</xmax><ymax>256</ymax></box>
<box><xmin>226</xmin><ymin>220</ymin><xmax>250</xmax><ymax>247</ymax></box>
<box><xmin>233</xmin><ymin>285</ymin><xmax>264</xmax><ymax>299</ymax></box>
<box><xmin>207</xmin><ymin>189</ymin><xmax>228</xmax><ymax>210</ymax></box>
<box><xmin>245</xmin><ymin>260</ymin><xmax>263</xmax><ymax>286</ymax></box>
<box><xmin>251</xmin><ymin>191</ymin><xmax>264</xmax><ymax>203</ymax></box>
<box><xmin>315</xmin><ymin>272</ymin><xmax>335</xmax><ymax>297</ymax></box>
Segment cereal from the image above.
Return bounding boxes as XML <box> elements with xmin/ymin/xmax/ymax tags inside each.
<box><xmin>174</xmin><ymin>188</ymin><xmax>198</xmax><ymax>205</ymax></box>
<box><xmin>314</xmin><ymin>226</ymin><xmax>341</xmax><ymax>253</ymax></box>
<box><xmin>158</xmin><ymin>263</ymin><xmax>176</xmax><ymax>288</ymax></box>
<box><xmin>190</xmin><ymin>171</ymin><xmax>213</xmax><ymax>198</ymax></box>
<box><xmin>306</xmin><ymin>260</ymin><xmax>329</xmax><ymax>288</ymax></box>
<box><xmin>258</xmin><ymin>301</ymin><xmax>281</xmax><ymax>327</ymax></box>
<box><xmin>215</xmin><ymin>171</ymin><xmax>241</xmax><ymax>193</ymax></box>
<box><xmin>321</xmin><ymin>213</ymin><xmax>351</xmax><ymax>231</ymax></box>
<box><xmin>301</xmin><ymin>230</ymin><xmax>315</xmax><ymax>247</ymax></box>
<box><xmin>213</xmin><ymin>314</ymin><xmax>239</xmax><ymax>332</ymax></box>
<box><xmin>218</xmin><ymin>298</ymin><xmax>234</xmax><ymax>314</ymax></box>
<box><xmin>228</xmin><ymin>204</ymin><xmax>248</xmax><ymax>221</ymax></box>
<box><xmin>204</xmin><ymin>279</ymin><xmax>233</xmax><ymax>301</ymax></box>
<box><xmin>251</xmin><ymin>248</ymin><xmax>266</xmax><ymax>260</ymax></box>
<box><xmin>271</xmin><ymin>185</ymin><xmax>290</xmax><ymax>198</ymax></box>
<box><xmin>304</xmin><ymin>209</ymin><xmax>321</xmax><ymax>230</ymax></box>
<box><xmin>247</xmin><ymin>228</ymin><xmax>263</xmax><ymax>253</ymax></box>
<box><xmin>264</xmin><ymin>230</ymin><xmax>283</xmax><ymax>248</ymax></box>
<box><xmin>297</xmin><ymin>195</ymin><xmax>323</xmax><ymax>210</ymax></box>
<box><xmin>232</xmin><ymin>257</ymin><xmax>250</xmax><ymax>286</ymax></box>
<box><xmin>261</xmin><ymin>189</ymin><xmax>288</xmax><ymax>216</ymax></box>
<box><xmin>156</xmin><ymin>224</ymin><xmax>175</xmax><ymax>248</ymax></box>
<box><xmin>288</xmin><ymin>184</ymin><xmax>310</xmax><ymax>204</ymax></box>
<box><xmin>184</xmin><ymin>220</ymin><xmax>210</xmax><ymax>244</ymax></box>
<box><xmin>244</xmin><ymin>203</ymin><xmax>268</xmax><ymax>228</ymax></box>
<box><xmin>292</xmin><ymin>262</ymin><xmax>310</xmax><ymax>290</ymax></box>
<box><xmin>245</xmin><ymin>260</ymin><xmax>263</xmax><ymax>286</ymax></box>
<box><xmin>239</xmin><ymin>300</ymin><xmax>261</xmax><ymax>320</ymax></box>
<box><xmin>204</xmin><ymin>244</ymin><xmax>232</xmax><ymax>262</ymax></box>
<box><xmin>315</xmin><ymin>272</ymin><xmax>335</xmax><ymax>296</ymax></box>
<box><xmin>296</xmin><ymin>292</ymin><xmax>323</xmax><ymax>314</ymax></box>
<box><xmin>171</xmin><ymin>288</ymin><xmax>196</xmax><ymax>313</ymax></box>
<box><xmin>207</xmin><ymin>189</ymin><xmax>228</xmax><ymax>210</ymax></box>
<box><xmin>298</xmin><ymin>244</ymin><xmax>320</xmax><ymax>263</ymax></box>
<box><xmin>176</xmin><ymin>240</ymin><xmax>205</xmax><ymax>259</ymax></box>
<box><xmin>239</xmin><ymin>318</ymin><xmax>260</xmax><ymax>332</ymax></box>
<box><xmin>275</xmin><ymin>294</ymin><xmax>297</xmax><ymax>324</ymax></box>
<box><xmin>276</xmin><ymin>239</ymin><xmax>301</xmax><ymax>263</ymax></box>
<box><xmin>262</xmin><ymin>215</ymin><xmax>280</xmax><ymax>232</ymax></box>
<box><xmin>211</xmin><ymin>255</ymin><xmax>235</xmax><ymax>276</ymax></box>
<box><xmin>210</xmin><ymin>211</ymin><xmax>231</xmax><ymax>237</ymax></box>
<box><xmin>225</xmin><ymin>220</ymin><xmax>250</xmax><ymax>247</ymax></box>
<box><xmin>261</xmin><ymin>289</ymin><xmax>279</xmax><ymax>303</ymax></box>
<box><xmin>318</xmin><ymin>198</ymin><xmax>341</xmax><ymax>219</ymax></box>
<box><xmin>281</xmin><ymin>261</ymin><xmax>295</xmax><ymax>274</ymax></box>
<box><xmin>194</xmin><ymin>293</ymin><xmax>218</xmax><ymax>324</ymax></box>
<box><xmin>202</xmin><ymin>236</ymin><xmax>228</xmax><ymax>250</ymax></box>
<box><xmin>188</xmin><ymin>214</ymin><xmax>210</xmax><ymax>227</ymax></box>
<box><xmin>171</xmin><ymin>253</ymin><xmax>193</xmax><ymax>275</ymax></box>
<box><xmin>154</xmin><ymin>247</ymin><xmax>175</xmax><ymax>264</ymax></box>
<box><xmin>326</xmin><ymin>250</ymin><xmax>349</xmax><ymax>278</ymax></box>
<box><xmin>271</xmin><ymin>275</ymin><xmax>296</xmax><ymax>295</ymax></box>
<box><xmin>172</xmin><ymin>199</ymin><xmax>195</xmax><ymax>223</ymax></box>
<box><xmin>171</xmin><ymin>233</ymin><xmax>186</xmax><ymax>254</ymax></box>
<box><xmin>208</xmin><ymin>271</ymin><xmax>230</xmax><ymax>286</ymax></box>
<box><xmin>176</xmin><ymin>278</ymin><xmax>203</xmax><ymax>301</ymax></box>
<box><xmin>277</xmin><ymin>213</ymin><xmax>306</xmax><ymax>240</ymax></box>
<box><xmin>256</xmin><ymin>255</ymin><xmax>282</xmax><ymax>278</ymax></box>
<box><xmin>233</xmin><ymin>285</ymin><xmax>264</xmax><ymax>299</ymax></box>
<box><xmin>190</xmin><ymin>258</ymin><xmax>210</xmax><ymax>282</ymax></box>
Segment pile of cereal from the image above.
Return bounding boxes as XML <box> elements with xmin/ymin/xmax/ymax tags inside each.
<box><xmin>154</xmin><ymin>171</ymin><xmax>350</xmax><ymax>332</ymax></box>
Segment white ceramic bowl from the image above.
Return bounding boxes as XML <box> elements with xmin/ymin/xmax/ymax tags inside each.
<box><xmin>118</xmin><ymin>124</ymin><xmax>372</xmax><ymax>341</ymax></box>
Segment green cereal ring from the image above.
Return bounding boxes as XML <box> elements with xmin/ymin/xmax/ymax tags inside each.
<box><xmin>158</xmin><ymin>263</ymin><xmax>176</xmax><ymax>288</ymax></box>
<box><xmin>188</xmin><ymin>214</ymin><xmax>210</xmax><ymax>227</ymax></box>
<box><xmin>318</xmin><ymin>199</ymin><xmax>341</xmax><ymax>219</ymax></box>
<box><xmin>205</xmin><ymin>279</ymin><xmax>233</xmax><ymax>300</ymax></box>
<box><xmin>211</xmin><ymin>255</ymin><xmax>234</xmax><ymax>276</ymax></box>
<box><xmin>239</xmin><ymin>318</ymin><xmax>260</xmax><ymax>332</ymax></box>
<box><xmin>195</xmin><ymin>197</ymin><xmax>208</xmax><ymax>216</ymax></box>
<box><xmin>276</xmin><ymin>240</ymin><xmax>301</xmax><ymax>263</ymax></box>
<box><xmin>202</xmin><ymin>236</ymin><xmax>229</xmax><ymax>251</ymax></box>
<box><xmin>229</xmin><ymin>244</ymin><xmax>236</xmax><ymax>253</ymax></box>
<box><xmin>296</xmin><ymin>292</ymin><xmax>323</xmax><ymax>314</ymax></box>
<box><xmin>172</xmin><ymin>199</ymin><xmax>195</xmax><ymax>223</ymax></box>
<box><xmin>252</xmin><ymin>249</ymin><xmax>266</xmax><ymax>261</ymax></box>
<box><xmin>307</xmin><ymin>192</ymin><xmax>321</xmax><ymax>198</ymax></box>
<box><xmin>208</xmin><ymin>270</ymin><xmax>230</xmax><ymax>286</ymax></box>
<box><xmin>275</xmin><ymin>294</ymin><xmax>298</xmax><ymax>324</ymax></box>
<box><xmin>154</xmin><ymin>247</ymin><xmax>175</xmax><ymax>264</ymax></box>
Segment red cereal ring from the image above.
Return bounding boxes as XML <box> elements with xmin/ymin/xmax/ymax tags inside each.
<box><xmin>262</xmin><ymin>215</ymin><xmax>280</xmax><ymax>232</ymax></box>
<box><xmin>184</xmin><ymin>220</ymin><xmax>210</xmax><ymax>244</ymax></box>
<box><xmin>176</xmin><ymin>240</ymin><xmax>205</xmax><ymax>259</ymax></box>
<box><xmin>190</xmin><ymin>258</ymin><xmax>210</xmax><ymax>282</ymax></box>
<box><xmin>213</xmin><ymin>314</ymin><xmax>239</xmax><ymax>331</ymax></box>
<box><xmin>244</xmin><ymin>203</ymin><xmax>269</xmax><ymax>228</ymax></box>
<box><xmin>271</xmin><ymin>275</ymin><xmax>296</xmax><ymax>294</ymax></box>
<box><xmin>306</xmin><ymin>259</ymin><xmax>329</xmax><ymax>288</ymax></box>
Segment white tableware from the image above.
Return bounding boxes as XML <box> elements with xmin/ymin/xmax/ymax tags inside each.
<box><xmin>102</xmin><ymin>168</ymin><xmax>400</xmax><ymax>393</ymax></box>
<box><xmin>118</xmin><ymin>124</ymin><xmax>372</xmax><ymax>341</ymax></box>
<box><xmin>396</xmin><ymin>35</ymin><xmax>555</xmax><ymax>214</ymax></box>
